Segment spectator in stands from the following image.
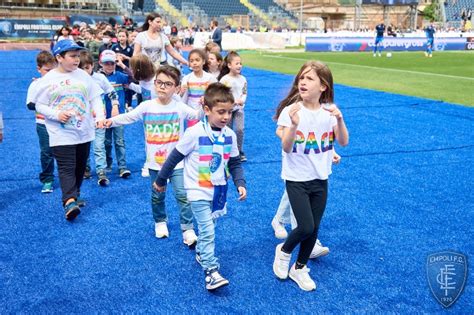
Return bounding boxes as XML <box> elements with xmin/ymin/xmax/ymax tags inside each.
<box><xmin>387</xmin><ymin>24</ymin><xmax>396</xmax><ymax>37</ymax></box>
<box><xmin>133</xmin><ymin>13</ymin><xmax>188</xmax><ymax>69</ymax></box>
<box><xmin>210</xmin><ymin>20</ymin><xmax>222</xmax><ymax>50</ymax></box>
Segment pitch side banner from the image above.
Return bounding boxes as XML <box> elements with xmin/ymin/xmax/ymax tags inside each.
<box><xmin>0</xmin><ymin>19</ymin><xmax>65</xmax><ymax>39</ymax></box>
<box><xmin>306</xmin><ymin>37</ymin><xmax>467</xmax><ymax>51</ymax></box>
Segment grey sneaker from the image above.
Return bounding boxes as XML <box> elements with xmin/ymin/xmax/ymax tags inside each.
<box><xmin>205</xmin><ymin>268</ymin><xmax>229</xmax><ymax>291</ymax></box>
<box><xmin>119</xmin><ymin>168</ymin><xmax>131</xmax><ymax>179</ymax></box>
<box><xmin>41</xmin><ymin>181</ymin><xmax>53</xmax><ymax>193</ymax></box>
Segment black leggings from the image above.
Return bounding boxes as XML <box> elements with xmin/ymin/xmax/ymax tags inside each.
<box><xmin>52</xmin><ymin>142</ymin><xmax>91</xmax><ymax>205</ymax></box>
<box><xmin>282</xmin><ymin>179</ymin><xmax>328</xmax><ymax>265</ymax></box>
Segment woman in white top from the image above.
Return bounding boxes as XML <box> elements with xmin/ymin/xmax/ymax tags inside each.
<box><xmin>133</xmin><ymin>13</ymin><xmax>188</xmax><ymax>69</ymax></box>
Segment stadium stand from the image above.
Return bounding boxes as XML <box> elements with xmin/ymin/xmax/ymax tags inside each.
<box><xmin>444</xmin><ymin>0</ymin><xmax>472</xmax><ymax>29</ymax></box>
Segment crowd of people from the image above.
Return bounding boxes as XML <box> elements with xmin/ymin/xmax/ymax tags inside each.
<box><xmin>23</xmin><ymin>12</ymin><xmax>349</xmax><ymax>292</ymax></box>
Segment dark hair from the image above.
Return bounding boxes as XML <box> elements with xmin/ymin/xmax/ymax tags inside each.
<box><xmin>274</xmin><ymin>61</ymin><xmax>334</xmax><ymax>120</ymax></box>
<box><xmin>36</xmin><ymin>50</ymin><xmax>56</xmax><ymax>68</ymax></box>
<box><xmin>203</xmin><ymin>51</ymin><xmax>223</xmax><ymax>72</ymax></box>
<box><xmin>211</xmin><ymin>20</ymin><xmax>218</xmax><ymax>27</ymax></box>
<box><xmin>203</xmin><ymin>82</ymin><xmax>234</xmax><ymax>109</ymax></box>
<box><xmin>78</xmin><ymin>50</ymin><xmax>94</xmax><ymax>68</ymax></box>
<box><xmin>188</xmin><ymin>48</ymin><xmax>207</xmax><ymax>63</ymax></box>
<box><xmin>156</xmin><ymin>65</ymin><xmax>181</xmax><ymax>86</ymax></box>
<box><xmin>130</xmin><ymin>53</ymin><xmax>156</xmax><ymax>81</ymax></box>
<box><xmin>103</xmin><ymin>30</ymin><xmax>115</xmax><ymax>38</ymax></box>
<box><xmin>142</xmin><ymin>13</ymin><xmax>162</xmax><ymax>31</ymax></box>
<box><xmin>217</xmin><ymin>51</ymin><xmax>240</xmax><ymax>81</ymax></box>
<box><xmin>117</xmin><ymin>28</ymin><xmax>128</xmax><ymax>37</ymax></box>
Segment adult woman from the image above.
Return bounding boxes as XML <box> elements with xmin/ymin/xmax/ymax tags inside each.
<box><xmin>133</xmin><ymin>13</ymin><xmax>188</xmax><ymax>68</ymax></box>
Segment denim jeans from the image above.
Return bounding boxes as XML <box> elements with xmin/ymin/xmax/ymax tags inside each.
<box><xmin>274</xmin><ymin>189</ymin><xmax>297</xmax><ymax>228</ymax></box>
<box><xmin>149</xmin><ymin>168</ymin><xmax>193</xmax><ymax>231</ymax></box>
<box><xmin>85</xmin><ymin>128</ymin><xmax>106</xmax><ymax>173</ymax></box>
<box><xmin>36</xmin><ymin>123</ymin><xmax>54</xmax><ymax>183</ymax></box>
<box><xmin>105</xmin><ymin>126</ymin><xmax>127</xmax><ymax>170</ymax></box>
<box><xmin>191</xmin><ymin>200</ymin><xmax>219</xmax><ymax>271</ymax></box>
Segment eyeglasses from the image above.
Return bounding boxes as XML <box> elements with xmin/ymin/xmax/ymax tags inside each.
<box><xmin>154</xmin><ymin>79</ymin><xmax>175</xmax><ymax>88</ymax></box>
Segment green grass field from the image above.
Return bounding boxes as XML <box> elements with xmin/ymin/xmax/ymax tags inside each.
<box><xmin>241</xmin><ymin>51</ymin><xmax>474</xmax><ymax>106</ymax></box>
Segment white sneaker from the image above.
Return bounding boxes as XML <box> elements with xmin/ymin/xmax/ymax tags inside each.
<box><xmin>373</xmin><ymin>53</ymin><xmax>376</xmax><ymax>57</ymax></box>
<box><xmin>273</xmin><ymin>243</ymin><xmax>291</xmax><ymax>279</ymax></box>
<box><xmin>154</xmin><ymin>222</ymin><xmax>169</xmax><ymax>238</ymax></box>
<box><xmin>289</xmin><ymin>263</ymin><xmax>316</xmax><ymax>291</ymax></box>
<box><xmin>271</xmin><ymin>217</ymin><xmax>288</xmax><ymax>239</ymax></box>
<box><xmin>182</xmin><ymin>229</ymin><xmax>198</xmax><ymax>247</ymax></box>
<box><xmin>141</xmin><ymin>167</ymin><xmax>150</xmax><ymax>177</ymax></box>
<box><xmin>310</xmin><ymin>239</ymin><xmax>330</xmax><ymax>259</ymax></box>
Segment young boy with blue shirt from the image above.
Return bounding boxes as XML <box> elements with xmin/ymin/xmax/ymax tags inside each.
<box><xmin>153</xmin><ymin>82</ymin><xmax>247</xmax><ymax>291</ymax></box>
<box><xmin>99</xmin><ymin>50</ymin><xmax>132</xmax><ymax>178</ymax></box>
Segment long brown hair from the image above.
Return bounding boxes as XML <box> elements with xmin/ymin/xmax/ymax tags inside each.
<box><xmin>274</xmin><ymin>61</ymin><xmax>334</xmax><ymax>120</ymax></box>
<box><xmin>130</xmin><ymin>53</ymin><xmax>155</xmax><ymax>81</ymax></box>
<box><xmin>217</xmin><ymin>50</ymin><xmax>240</xmax><ymax>81</ymax></box>
<box><xmin>142</xmin><ymin>13</ymin><xmax>161</xmax><ymax>31</ymax></box>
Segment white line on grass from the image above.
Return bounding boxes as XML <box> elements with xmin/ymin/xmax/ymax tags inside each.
<box><xmin>261</xmin><ymin>54</ymin><xmax>474</xmax><ymax>81</ymax></box>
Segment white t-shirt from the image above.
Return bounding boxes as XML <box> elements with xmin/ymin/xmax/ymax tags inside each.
<box><xmin>134</xmin><ymin>31</ymin><xmax>170</xmax><ymax>67</ymax></box>
<box><xmin>181</xmin><ymin>72</ymin><xmax>217</xmax><ymax>110</ymax></box>
<box><xmin>128</xmin><ymin>79</ymin><xmax>157</xmax><ymax>101</ymax></box>
<box><xmin>26</xmin><ymin>78</ymin><xmax>45</xmax><ymax>124</ymax></box>
<box><xmin>219</xmin><ymin>74</ymin><xmax>247</xmax><ymax>111</ymax></box>
<box><xmin>110</xmin><ymin>98</ymin><xmax>198</xmax><ymax>171</ymax></box>
<box><xmin>92</xmin><ymin>72</ymin><xmax>114</xmax><ymax>95</ymax></box>
<box><xmin>35</xmin><ymin>68</ymin><xmax>104</xmax><ymax>147</ymax></box>
<box><xmin>277</xmin><ymin>102</ymin><xmax>337</xmax><ymax>181</ymax></box>
<box><xmin>176</xmin><ymin>121</ymin><xmax>239</xmax><ymax>202</ymax></box>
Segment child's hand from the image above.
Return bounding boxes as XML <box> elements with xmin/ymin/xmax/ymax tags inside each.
<box><xmin>103</xmin><ymin>119</ymin><xmax>113</xmax><ymax>128</ymax></box>
<box><xmin>180</xmin><ymin>85</ymin><xmax>188</xmax><ymax>96</ymax></box>
<box><xmin>96</xmin><ymin>120</ymin><xmax>104</xmax><ymax>129</ymax></box>
<box><xmin>238</xmin><ymin>186</ymin><xmax>247</xmax><ymax>201</ymax></box>
<box><xmin>58</xmin><ymin>110</ymin><xmax>72</xmax><ymax>123</ymax></box>
<box><xmin>323</xmin><ymin>103</ymin><xmax>343</xmax><ymax>119</ymax></box>
<box><xmin>288</xmin><ymin>103</ymin><xmax>301</xmax><ymax>126</ymax></box>
<box><xmin>332</xmin><ymin>152</ymin><xmax>341</xmax><ymax>164</ymax></box>
<box><xmin>111</xmin><ymin>103</ymin><xmax>119</xmax><ymax>117</ymax></box>
<box><xmin>153</xmin><ymin>182</ymin><xmax>166</xmax><ymax>192</ymax></box>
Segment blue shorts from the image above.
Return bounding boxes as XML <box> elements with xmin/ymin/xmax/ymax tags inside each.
<box><xmin>375</xmin><ymin>36</ymin><xmax>384</xmax><ymax>45</ymax></box>
<box><xmin>426</xmin><ymin>38</ymin><xmax>434</xmax><ymax>47</ymax></box>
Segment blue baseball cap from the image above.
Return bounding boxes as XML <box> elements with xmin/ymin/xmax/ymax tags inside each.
<box><xmin>52</xmin><ymin>39</ymin><xmax>85</xmax><ymax>56</ymax></box>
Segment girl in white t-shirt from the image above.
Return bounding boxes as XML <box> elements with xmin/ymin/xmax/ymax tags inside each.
<box><xmin>204</xmin><ymin>51</ymin><xmax>223</xmax><ymax>79</ymax></box>
<box><xmin>180</xmin><ymin>49</ymin><xmax>217</xmax><ymax>125</ymax></box>
<box><xmin>218</xmin><ymin>51</ymin><xmax>248</xmax><ymax>162</ymax></box>
<box><xmin>272</xmin><ymin>61</ymin><xmax>349</xmax><ymax>291</ymax></box>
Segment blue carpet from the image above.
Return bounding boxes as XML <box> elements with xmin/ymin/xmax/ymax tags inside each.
<box><xmin>0</xmin><ymin>50</ymin><xmax>473</xmax><ymax>313</ymax></box>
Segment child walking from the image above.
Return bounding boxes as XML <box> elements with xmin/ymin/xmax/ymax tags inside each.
<box><xmin>218</xmin><ymin>51</ymin><xmax>247</xmax><ymax>162</ymax></box>
<box><xmin>180</xmin><ymin>49</ymin><xmax>217</xmax><ymax>121</ymax></box>
<box><xmin>26</xmin><ymin>51</ymin><xmax>57</xmax><ymax>193</ymax></box>
<box><xmin>99</xmin><ymin>50</ymin><xmax>132</xmax><ymax>179</ymax></box>
<box><xmin>272</xmin><ymin>61</ymin><xmax>349</xmax><ymax>291</ymax></box>
<box><xmin>104</xmin><ymin>65</ymin><xmax>199</xmax><ymax>245</ymax></box>
<box><xmin>204</xmin><ymin>51</ymin><xmax>223</xmax><ymax>80</ymax></box>
<box><xmin>154</xmin><ymin>82</ymin><xmax>247</xmax><ymax>291</ymax></box>
<box><xmin>35</xmin><ymin>40</ymin><xmax>105</xmax><ymax>221</ymax></box>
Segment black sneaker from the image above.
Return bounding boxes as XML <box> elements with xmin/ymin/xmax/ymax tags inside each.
<box><xmin>64</xmin><ymin>201</ymin><xmax>81</xmax><ymax>221</ymax></box>
<box><xmin>83</xmin><ymin>169</ymin><xmax>92</xmax><ymax>179</ymax></box>
<box><xmin>97</xmin><ymin>171</ymin><xmax>110</xmax><ymax>186</ymax></box>
<box><xmin>205</xmin><ymin>268</ymin><xmax>229</xmax><ymax>291</ymax></box>
<box><xmin>119</xmin><ymin>169</ymin><xmax>131</xmax><ymax>179</ymax></box>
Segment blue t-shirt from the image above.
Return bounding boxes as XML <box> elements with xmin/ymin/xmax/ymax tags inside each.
<box><xmin>425</xmin><ymin>26</ymin><xmax>435</xmax><ymax>39</ymax></box>
<box><xmin>111</xmin><ymin>43</ymin><xmax>133</xmax><ymax>70</ymax></box>
<box><xmin>376</xmin><ymin>24</ymin><xmax>385</xmax><ymax>37</ymax></box>
<box><xmin>104</xmin><ymin>71</ymin><xmax>130</xmax><ymax>118</ymax></box>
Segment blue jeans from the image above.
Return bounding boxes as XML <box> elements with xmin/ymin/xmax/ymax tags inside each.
<box><xmin>36</xmin><ymin>123</ymin><xmax>54</xmax><ymax>183</ymax></box>
<box><xmin>105</xmin><ymin>126</ymin><xmax>127</xmax><ymax>170</ymax></box>
<box><xmin>149</xmin><ymin>168</ymin><xmax>193</xmax><ymax>231</ymax></box>
<box><xmin>85</xmin><ymin>128</ymin><xmax>106</xmax><ymax>173</ymax></box>
<box><xmin>191</xmin><ymin>200</ymin><xmax>219</xmax><ymax>271</ymax></box>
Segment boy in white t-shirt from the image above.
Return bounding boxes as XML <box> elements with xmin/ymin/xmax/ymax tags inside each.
<box><xmin>104</xmin><ymin>65</ymin><xmax>199</xmax><ymax>246</ymax></box>
<box><xmin>26</xmin><ymin>51</ymin><xmax>57</xmax><ymax>193</ymax></box>
<box><xmin>154</xmin><ymin>82</ymin><xmax>247</xmax><ymax>291</ymax></box>
<box><xmin>36</xmin><ymin>40</ymin><xmax>105</xmax><ymax>221</ymax></box>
